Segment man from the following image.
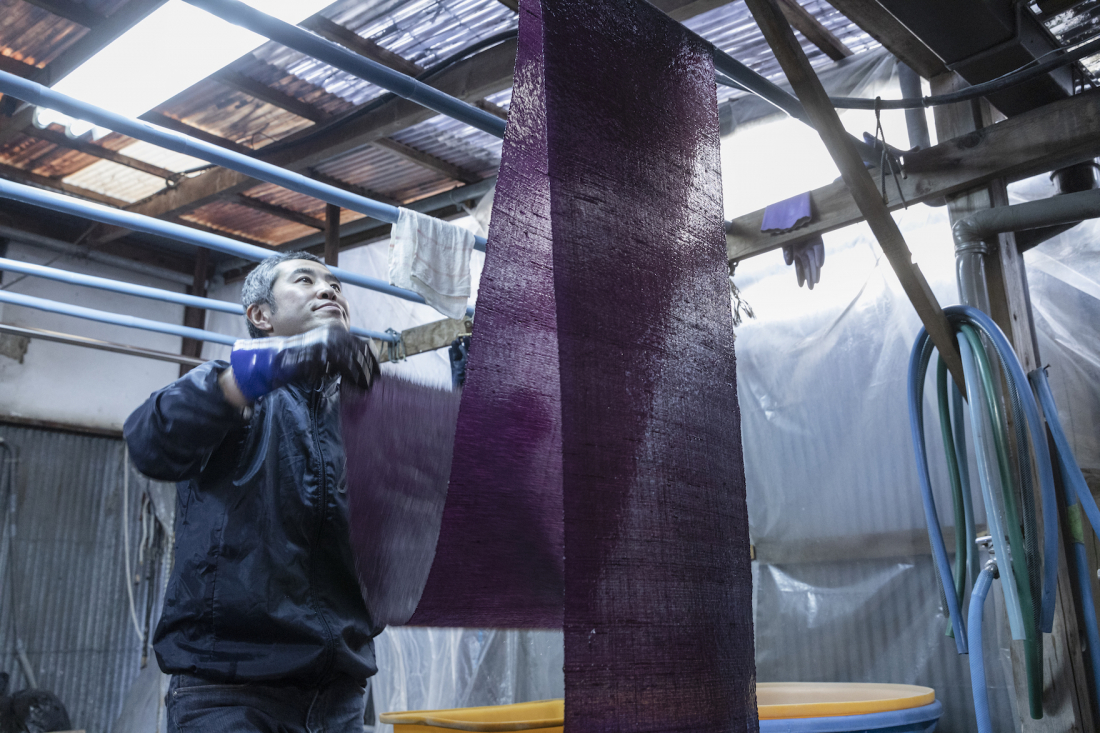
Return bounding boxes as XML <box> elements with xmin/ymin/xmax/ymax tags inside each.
<box><xmin>125</xmin><ymin>252</ymin><xmax>380</xmax><ymax>732</ymax></box>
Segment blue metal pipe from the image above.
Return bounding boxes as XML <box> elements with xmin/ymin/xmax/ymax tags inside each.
<box><xmin>184</xmin><ymin>0</ymin><xmax>508</xmax><ymax>140</ymax></box>
<box><xmin>0</xmin><ymin>178</ymin><xmax>472</xmax><ymax>319</ymax></box>
<box><xmin>0</xmin><ymin>69</ymin><xmax>488</xmax><ymax>249</ymax></box>
<box><xmin>0</xmin><ymin>289</ymin><xmax>237</xmax><ymax>345</ymax></box>
<box><xmin>0</xmin><ymin>256</ymin><xmax>397</xmax><ymax>342</ymax></box>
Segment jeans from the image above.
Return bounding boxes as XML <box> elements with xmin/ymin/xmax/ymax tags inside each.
<box><xmin>166</xmin><ymin>674</ymin><xmax>367</xmax><ymax>733</ymax></box>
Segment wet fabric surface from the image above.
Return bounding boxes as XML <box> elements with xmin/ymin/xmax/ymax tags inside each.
<box><xmin>408</xmin><ymin>0</ymin><xmax>565</xmax><ymax>628</ymax></box>
<box><xmin>342</xmin><ymin>378</ymin><xmax>461</xmax><ymax>627</ymax></box>
<box><xmin>538</xmin><ymin>1</ymin><xmax>757</xmax><ymax>729</ymax></box>
<box><xmin>344</xmin><ymin>0</ymin><xmax>756</xmax><ymax>726</ymax></box>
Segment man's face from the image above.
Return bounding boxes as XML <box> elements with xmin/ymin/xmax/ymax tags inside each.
<box><xmin>248</xmin><ymin>259</ymin><xmax>351</xmax><ymax>337</ymax></box>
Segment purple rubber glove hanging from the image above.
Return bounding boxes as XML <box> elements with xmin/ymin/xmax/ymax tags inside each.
<box><xmin>230</xmin><ymin>325</ymin><xmax>380</xmax><ymax>402</ymax></box>
<box><xmin>782</xmin><ymin>235</ymin><xmax>826</xmax><ymax>290</ymax></box>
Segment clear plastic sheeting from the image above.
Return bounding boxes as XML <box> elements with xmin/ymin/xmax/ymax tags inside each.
<box><xmin>370</xmin><ymin>628</ymin><xmax>564</xmax><ymax>733</ymax></box>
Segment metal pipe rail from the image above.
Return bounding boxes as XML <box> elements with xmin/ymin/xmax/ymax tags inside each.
<box><xmin>0</xmin><ymin>69</ymin><xmax>488</xmax><ymax>249</ymax></box>
<box><xmin>0</xmin><ymin>289</ymin><xmax>238</xmax><ymax>345</ymax></box>
<box><xmin>0</xmin><ymin>178</ymin><xmax>471</xmax><ymax>319</ymax></box>
<box><xmin>0</xmin><ymin>256</ymin><xmax>397</xmax><ymax>343</ymax></box>
<box><xmin>185</xmin><ymin>0</ymin><xmax>507</xmax><ymax>139</ymax></box>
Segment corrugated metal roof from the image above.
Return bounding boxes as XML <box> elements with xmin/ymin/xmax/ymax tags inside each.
<box><xmin>63</xmin><ymin>158</ymin><xmax>166</xmax><ymax>203</ymax></box>
<box><xmin>0</xmin><ymin>422</ymin><xmax>173</xmax><ymax>733</ymax></box>
<box><xmin>181</xmin><ymin>200</ymin><xmax>316</xmax><ymax>244</ymax></box>
<box><xmin>1041</xmin><ymin>0</ymin><xmax>1100</xmax><ymax>80</ymax></box>
<box><xmin>0</xmin><ymin>2</ymin><xmax>88</xmax><ymax>69</ymax></box>
<box><xmin>316</xmin><ymin>142</ymin><xmax>446</xmax><ymax>197</ymax></box>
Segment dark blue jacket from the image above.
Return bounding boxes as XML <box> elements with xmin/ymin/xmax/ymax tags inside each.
<box><xmin>123</xmin><ymin>361</ymin><xmax>379</xmax><ymax>684</ymax></box>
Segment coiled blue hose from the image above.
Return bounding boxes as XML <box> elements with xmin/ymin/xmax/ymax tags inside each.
<box><xmin>969</xmin><ymin>561</ymin><xmax>997</xmax><ymax>733</ymax></box>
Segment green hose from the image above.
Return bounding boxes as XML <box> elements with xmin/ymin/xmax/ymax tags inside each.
<box><xmin>936</xmin><ymin>358</ymin><xmax>969</xmax><ymax>635</ymax></box>
<box><xmin>959</xmin><ymin>324</ymin><xmax>1044</xmax><ymax>719</ymax></box>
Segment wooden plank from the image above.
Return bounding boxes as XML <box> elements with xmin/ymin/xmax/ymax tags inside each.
<box><xmin>824</xmin><ymin>0</ymin><xmax>945</xmax><ymax>78</ymax></box>
<box><xmin>0</xmin><ymin>161</ymin><xmax>128</xmax><ymax>207</ymax></box>
<box><xmin>776</xmin><ymin>0</ymin><xmax>852</xmax><ymax>61</ymax></box>
<box><xmin>373</xmin><ymin>137</ymin><xmax>480</xmax><ymax>184</ymax></box>
<box><xmin>179</xmin><ymin>247</ymin><xmax>208</xmax><ymax>376</ymax></box>
<box><xmin>233</xmin><ymin>194</ymin><xmax>326</xmax><ymax>229</ymax></box>
<box><xmin>139</xmin><ymin>112</ymin><xmax>257</xmax><ymax>156</ymax></box>
<box><xmin>20</xmin><ymin>0</ymin><xmax>106</xmax><ymax>27</ymax></box>
<box><xmin>743</xmin><ymin>0</ymin><xmax>965</xmax><ymax>390</ymax></box>
<box><xmin>213</xmin><ymin>69</ymin><xmax>328</xmax><ymax>123</ymax></box>
<box><xmin>29</xmin><ymin>127</ymin><xmax>179</xmax><ymax>181</ymax></box>
<box><xmin>300</xmin><ymin>16</ymin><xmax>424</xmax><ymax>78</ymax></box>
<box><xmin>725</xmin><ymin>88</ymin><xmax>1100</xmax><ymax>262</ymax></box>
<box><xmin>0</xmin><ymin>55</ymin><xmax>37</xmax><ymax>79</ymax></box>
<box><xmin>376</xmin><ymin>316</ymin><xmax>472</xmax><ymax>363</ymax></box>
<box><xmin>324</xmin><ymin>203</ymin><xmax>339</xmax><ymax>266</ymax></box>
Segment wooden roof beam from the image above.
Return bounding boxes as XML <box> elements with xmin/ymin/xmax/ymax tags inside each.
<box><xmin>744</xmin><ymin>0</ymin><xmax>965</xmax><ymax>389</ymax></box>
<box><xmin>301</xmin><ymin>16</ymin><xmax>424</xmax><ymax>78</ymax></box>
<box><xmin>776</xmin><ymin>0</ymin><xmax>852</xmax><ymax>62</ymax></box>
<box><xmin>307</xmin><ymin>169</ymin><xmax>401</xmax><ymax>206</ymax></box>
<box><xmin>29</xmin><ymin>126</ymin><xmax>180</xmax><ymax>181</ymax></box>
<box><xmin>20</xmin><ymin>0</ymin><xmax>108</xmax><ymax>28</ymax></box>
<box><xmin>0</xmin><ymin>161</ymin><xmax>128</xmax><ymax>207</ymax></box>
<box><xmin>823</xmin><ymin>0</ymin><xmax>945</xmax><ymax>78</ymax></box>
<box><xmin>725</xmin><ymin>89</ymin><xmax>1100</xmax><ymax>261</ymax></box>
<box><xmin>373</xmin><ymin>137</ymin><xmax>480</xmax><ymax>184</ymax></box>
<box><xmin>212</xmin><ymin>68</ymin><xmax>328</xmax><ymax>123</ymax></box>
<box><xmin>232</xmin><ymin>194</ymin><xmax>326</xmax><ymax>229</ymax></box>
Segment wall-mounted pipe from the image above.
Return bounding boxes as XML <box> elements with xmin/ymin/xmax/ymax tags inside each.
<box><xmin>185</xmin><ymin>0</ymin><xmax>507</xmax><ymax>139</ymax></box>
<box><xmin>0</xmin><ymin>289</ymin><xmax>237</xmax><ymax>345</ymax></box>
<box><xmin>0</xmin><ymin>70</ymin><xmax>488</xmax><ymax>250</ymax></box>
<box><xmin>0</xmin><ymin>257</ymin><xmax>397</xmax><ymax>343</ymax></box>
<box><xmin>0</xmin><ymin>178</ymin><xmax>472</xmax><ymax>318</ymax></box>
<box><xmin>897</xmin><ymin>62</ymin><xmax>930</xmax><ymax>151</ymax></box>
<box><xmin>954</xmin><ymin>187</ymin><xmax>1100</xmax><ymax>307</ymax></box>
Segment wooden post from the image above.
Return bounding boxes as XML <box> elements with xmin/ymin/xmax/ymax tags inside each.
<box><xmin>742</xmin><ymin>0</ymin><xmax>966</xmax><ymax>391</ymax></box>
<box><xmin>325</xmin><ymin>203</ymin><xmax>340</xmax><ymax>267</ymax></box>
<box><xmin>178</xmin><ymin>247</ymin><xmax>209</xmax><ymax>377</ymax></box>
<box><xmin>932</xmin><ymin>70</ymin><xmax>1094</xmax><ymax>733</ymax></box>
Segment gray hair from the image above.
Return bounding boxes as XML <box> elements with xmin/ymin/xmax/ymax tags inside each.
<box><xmin>241</xmin><ymin>251</ymin><xmax>325</xmax><ymax>338</ymax></box>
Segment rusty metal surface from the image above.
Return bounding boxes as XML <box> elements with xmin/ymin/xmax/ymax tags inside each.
<box><xmin>0</xmin><ymin>1</ymin><xmax>87</xmax><ymax>68</ymax></box>
<box><xmin>181</xmin><ymin>200</ymin><xmax>315</xmax><ymax>245</ymax></box>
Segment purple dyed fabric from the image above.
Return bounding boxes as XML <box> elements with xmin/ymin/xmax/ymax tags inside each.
<box><xmin>407</xmin><ymin>0</ymin><xmax>564</xmax><ymax>628</ymax></box>
<box><xmin>760</xmin><ymin>191</ymin><xmax>812</xmax><ymax>232</ymax></box>
<box><xmin>538</xmin><ymin>0</ymin><xmax>758</xmax><ymax>730</ymax></box>
<box><xmin>342</xmin><ymin>377</ymin><xmax>460</xmax><ymax>626</ymax></box>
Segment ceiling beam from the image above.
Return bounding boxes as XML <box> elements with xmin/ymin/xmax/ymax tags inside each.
<box><xmin>166</xmin><ymin>213</ymin><xmax>277</xmax><ymax>249</ymax></box>
<box><xmin>300</xmin><ymin>16</ymin><xmax>424</xmax><ymax>78</ymax></box>
<box><xmin>29</xmin><ymin>126</ymin><xmax>180</xmax><ymax>181</ymax></box>
<box><xmin>0</xmin><ymin>161</ymin><xmax>128</xmax><ymax>207</ymax></box>
<box><xmin>307</xmin><ymin>169</ymin><xmax>401</xmax><ymax>206</ymax></box>
<box><xmin>744</xmin><ymin>0</ymin><xmax>965</xmax><ymax>389</ymax></box>
<box><xmin>776</xmin><ymin>0</ymin><xmax>851</xmax><ymax>61</ymax></box>
<box><xmin>232</xmin><ymin>194</ymin><xmax>326</xmax><ymax>229</ymax></box>
<box><xmin>725</xmin><ymin>88</ymin><xmax>1100</xmax><ymax>262</ymax></box>
<box><xmin>823</xmin><ymin>0</ymin><xmax>945</xmax><ymax>78</ymax></box>
<box><xmin>139</xmin><ymin>111</ymin><xmax>257</xmax><ymax>156</ymax></box>
<box><xmin>21</xmin><ymin>0</ymin><xmax>107</xmax><ymax>28</ymax></box>
<box><xmin>0</xmin><ymin>0</ymin><xmax>168</xmax><ymax>147</ymax></box>
<box><xmin>0</xmin><ymin>56</ymin><xmax>36</xmax><ymax>79</ymax></box>
<box><xmin>372</xmin><ymin>137</ymin><xmax>480</xmax><ymax>184</ymax></box>
<box><xmin>212</xmin><ymin>68</ymin><xmax>328</xmax><ymax>122</ymax></box>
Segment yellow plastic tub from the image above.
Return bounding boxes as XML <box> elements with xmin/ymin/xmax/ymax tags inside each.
<box><xmin>381</xmin><ymin>684</ymin><xmax>937</xmax><ymax>732</ymax></box>
<box><xmin>757</xmin><ymin>682</ymin><xmax>935</xmax><ymax>719</ymax></box>
<box><xmin>380</xmin><ymin>700</ymin><xmax>564</xmax><ymax>732</ymax></box>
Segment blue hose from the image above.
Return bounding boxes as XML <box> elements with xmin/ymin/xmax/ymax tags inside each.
<box><xmin>907</xmin><ymin>331</ymin><xmax>968</xmax><ymax>652</ymax></box>
<box><xmin>969</xmin><ymin>561</ymin><xmax>997</xmax><ymax>733</ymax></box>
<box><xmin>947</xmin><ymin>306</ymin><xmax>1060</xmax><ymax>633</ymax></box>
<box><xmin>1031</xmin><ymin>367</ymin><xmax>1100</xmax><ymax>707</ymax></box>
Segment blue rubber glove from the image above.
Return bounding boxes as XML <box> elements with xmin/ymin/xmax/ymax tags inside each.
<box><xmin>230</xmin><ymin>325</ymin><xmax>379</xmax><ymax>402</ymax></box>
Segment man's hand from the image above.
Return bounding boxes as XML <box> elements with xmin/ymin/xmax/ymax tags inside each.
<box><xmin>227</xmin><ymin>326</ymin><xmax>380</xmax><ymax>403</ymax></box>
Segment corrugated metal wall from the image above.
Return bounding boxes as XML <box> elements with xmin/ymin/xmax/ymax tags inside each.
<box><xmin>0</xmin><ymin>421</ymin><xmax>173</xmax><ymax>733</ymax></box>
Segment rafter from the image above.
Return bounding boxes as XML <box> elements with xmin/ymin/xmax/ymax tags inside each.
<box><xmin>776</xmin><ymin>0</ymin><xmax>852</xmax><ymax>61</ymax></box>
<box><xmin>212</xmin><ymin>68</ymin><xmax>328</xmax><ymax>123</ymax></box>
<box><xmin>0</xmin><ymin>161</ymin><xmax>128</xmax><ymax>207</ymax></box>
<box><xmin>232</xmin><ymin>194</ymin><xmax>326</xmax><ymax>229</ymax></box>
<box><xmin>29</xmin><ymin>127</ymin><xmax>180</xmax><ymax>181</ymax></box>
<box><xmin>307</xmin><ymin>169</ymin><xmax>401</xmax><ymax>206</ymax></box>
<box><xmin>824</xmin><ymin>0</ymin><xmax>945</xmax><ymax>78</ymax></box>
<box><xmin>21</xmin><ymin>0</ymin><xmax>107</xmax><ymax>28</ymax></box>
<box><xmin>139</xmin><ymin>112</ymin><xmax>257</xmax><ymax>156</ymax></box>
<box><xmin>373</xmin><ymin>137</ymin><xmax>480</xmax><ymax>184</ymax></box>
<box><xmin>300</xmin><ymin>16</ymin><xmax>424</xmax><ymax>78</ymax></box>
